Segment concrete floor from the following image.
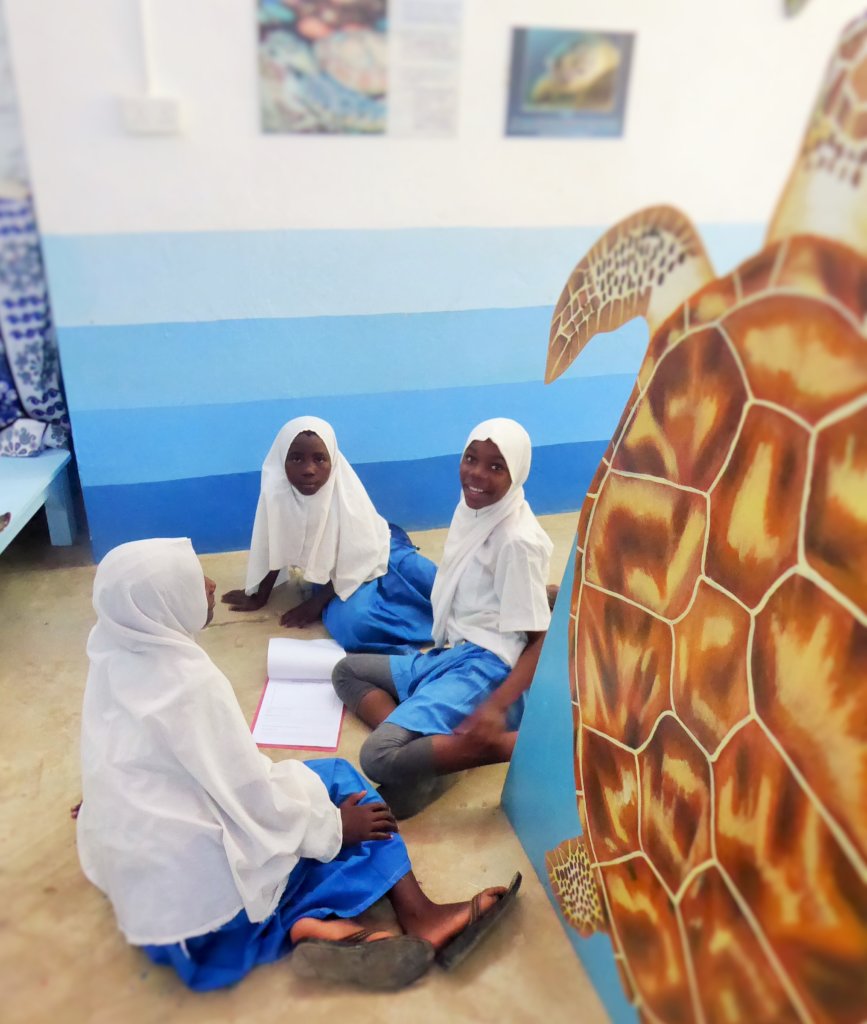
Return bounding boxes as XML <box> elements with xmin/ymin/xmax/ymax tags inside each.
<box><xmin>0</xmin><ymin>511</ymin><xmax>609</xmax><ymax>1024</ymax></box>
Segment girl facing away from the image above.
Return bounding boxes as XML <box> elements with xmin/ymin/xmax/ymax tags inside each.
<box><xmin>222</xmin><ymin>415</ymin><xmax>437</xmax><ymax>654</ymax></box>
<box><xmin>332</xmin><ymin>418</ymin><xmax>554</xmax><ymax>819</ymax></box>
<box><xmin>76</xmin><ymin>538</ymin><xmax>520</xmax><ymax>992</ymax></box>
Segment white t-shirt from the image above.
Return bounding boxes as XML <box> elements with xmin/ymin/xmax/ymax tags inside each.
<box><xmin>445</xmin><ymin>516</ymin><xmax>551</xmax><ymax>668</ymax></box>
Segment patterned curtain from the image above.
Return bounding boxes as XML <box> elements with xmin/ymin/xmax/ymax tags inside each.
<box><xmin>0</xmin><ymin>195</ymin><xmax>69</xmax><ymax>456</ymax></box>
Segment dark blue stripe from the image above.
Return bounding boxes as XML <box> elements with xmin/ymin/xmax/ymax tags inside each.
<box><xmin>81</xmin><ymin>440</ymin><xmax>605</xmax><ymax>560</ymax></box>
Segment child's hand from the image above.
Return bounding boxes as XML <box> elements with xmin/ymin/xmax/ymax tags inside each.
<box><xmin>339</xmin><ymin>791</ymin><xmax>398</xmax><ymax>846</ymax></box>
<box><xmin>279</xmin><ymin>595</ymin><xmax>326</xmax><ymax>628</ymax></box>
<box><xmin>455</xmin><ymin>702</ymin><xmax>508</xmax><ymax>746</ymax></box>
<box><xmin>221</xmin><ymin>589</ymin><xmax>268</xmax><ymax>612</ymax></box>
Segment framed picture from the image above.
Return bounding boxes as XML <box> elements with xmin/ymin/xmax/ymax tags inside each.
<box><xmin>506</xmin><ymin>27</ymin><xmax>634</xmax><ymax>138</ymax></box>
<box><xmin>258</xmin><ymin>0</ymin><xmax>388</xmax><ymax>135</ymax></box>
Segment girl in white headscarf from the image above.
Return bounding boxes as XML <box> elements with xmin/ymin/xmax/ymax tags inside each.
<box><xmin>77</xmin><ymin>538</ymin><xmax>519</xmax><ymax>990</ymax></box>
<box><xmin>332</xmin><ymin>419</ymin><xmax>553</xmax><ymax>819</ymax></box>
<box><xmin>222</xmin><ymin>416</ymin><xmax>436</xmax><ymax>654</ymax></box>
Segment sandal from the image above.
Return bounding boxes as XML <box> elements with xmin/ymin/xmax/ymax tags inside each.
<box><xmin>292</xmin><ymin>929</ymin><xmax>435</xmax><ymax>991</ymax></box>
<box><xmin>435</xmin><ymin>872</ymin><xmax>522</xmax><ymax>971</ymax></box>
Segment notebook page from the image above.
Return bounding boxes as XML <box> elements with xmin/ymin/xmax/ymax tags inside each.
<box><xmin>251</xmin><ymin>679</ymin><xmax>344</xmax><ymax>749</ymax></box>
<box><xmin>252</xmin><ymin>637</ymin><xmax>346</xmax><ymax>748</ymax></box>
<box><xmin>266</xmin><ymin>636</ymin><xmax>345</xmax><ymax>682</ymax></box>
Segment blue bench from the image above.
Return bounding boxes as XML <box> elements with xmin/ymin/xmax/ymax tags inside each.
<box><xmin>0</xmin><ymin>449</ymin><xmax>77</xmax><ymax>555</ymax></box>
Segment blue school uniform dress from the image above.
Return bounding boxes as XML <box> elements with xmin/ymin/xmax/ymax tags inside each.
<box><xmin>322</xmin><ymin>524</ymin><xmax>436</xmax><ymax>655</ymax></box>
<box><xmin>244</xmin><ymin>416</ymin><xmax>435</xmax><ymax>654</ymax></box>
<box><xmin>141</xmin><ymin>759</ymin><xmax>410</xmax><ymax>992</ymax></box>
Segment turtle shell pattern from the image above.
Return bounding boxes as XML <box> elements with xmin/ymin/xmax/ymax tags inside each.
<box><xmin>549</xmin><ymin>235</ymin><xmax>867</xmax><ymax>1024</ymax></box>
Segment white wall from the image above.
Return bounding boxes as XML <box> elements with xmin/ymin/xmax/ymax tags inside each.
<box><xmin>5</xmin><ymin>0</ymin><xmax>865</xmax><ymax>235</ymax></box>
<box><xmin>0</xmin><ymin>0</ymin><xmax>28</xmax><ymax>190</ymax></box>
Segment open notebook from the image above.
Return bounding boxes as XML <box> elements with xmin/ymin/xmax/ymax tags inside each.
<box><xmin>251</xmin><ymin>637</ymin><xmax>346</xmax><ymax>750</ymax></box>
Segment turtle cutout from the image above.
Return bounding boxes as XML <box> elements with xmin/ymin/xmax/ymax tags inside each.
<box><xmin>544</xmin><ymin>12</ymin><xmax>867</xmax><ymax>1024</ymax></box>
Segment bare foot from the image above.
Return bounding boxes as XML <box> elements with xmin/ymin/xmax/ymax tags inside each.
<box><xmin>290</xmin><ymin>917</ymin><xmax>398</xmax><ymax>945</ymax></box>
<box><xmin>400</xmin><ymin>887</ymin><xmax>507</xmax><ymax>950</ymax></box>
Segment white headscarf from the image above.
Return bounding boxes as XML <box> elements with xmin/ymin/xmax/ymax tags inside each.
<box><xmin>430</xmin><ymin>418</ymin><xmax>553</xmax><ymax>647</ymax></box>
<box><xmin>77</xmin><ymin>538</ymin><xmax>342</xmax><ymax>946</ymax></box>
<box><xmin>245</xmin><ymin>416</ymin><xmax>391</xmax><ymax>601</ymax></box>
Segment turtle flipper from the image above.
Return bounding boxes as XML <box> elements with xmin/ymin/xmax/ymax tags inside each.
<box><xmin>768</xmin><ymin>12</ymin><xmax>867</xmax><ymax>256</ymax></box>
<box><xmin>546</xmin><ymin>206</ymin><xmax>714</xmax><ymax>383</ymax></box>
<box><xmin>545</xmin><ymin>836</ymin><xmax>607</xmax><ymax>937</ymax></box>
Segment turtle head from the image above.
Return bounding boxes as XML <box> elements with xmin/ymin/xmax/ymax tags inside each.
<box><xmin>768</xmin><ymin>12</ymin><xmax>867</xmax><ymax>257</ymax></box>
<box><xmin>545</xmin><ymin>206</ymin><xmax>714</xmax><ymax>385</ymax></box>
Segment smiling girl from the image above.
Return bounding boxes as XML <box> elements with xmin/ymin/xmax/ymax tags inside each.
<box><xmin>222</xmin><ymin>416</ymin><xmax>436</xmax><ymax>654</ymax></box>
<box><xmin>332</xmin><ymin>418</ymin><xmax>553</xmax><ymax>817</ymax></box>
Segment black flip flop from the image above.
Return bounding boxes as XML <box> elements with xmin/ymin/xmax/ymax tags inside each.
<box><xmin>435</xmin><ymin>872</ymin><xmax>522</xmax><ymax>971</ymax></box>
<box><xmin>291</xmin><ymin>929</ymin><xmax>435</xmax><ymax>991</ymax></box>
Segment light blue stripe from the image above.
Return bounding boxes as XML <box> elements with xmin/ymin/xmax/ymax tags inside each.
<box><xmin>70</xmin><ymin>374</ymin><xmax>636</xmax><ymax>486</ymax></box>
<box><xmin>57</xmin><ymin>309</ymin><xmax>649</xmax><ymax>411</ymax></box>
<box><xmin>42</xmin><ymin>224</ymin><xmax>764</xmax><ymax>328</ymax></box>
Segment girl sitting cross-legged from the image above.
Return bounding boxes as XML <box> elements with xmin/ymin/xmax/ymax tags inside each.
<box><xmin>332</xmin><ymin>418</ymin><xmax>553</xmax><ymax>819</ymax></box>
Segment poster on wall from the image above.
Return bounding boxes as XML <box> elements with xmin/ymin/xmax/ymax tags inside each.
<box><xmin>506</xmin><ymin>28</ymin><xmax>634</xmax><ymax>138</ymax></box>
<box><xmin>257</xmin><ymin>0</ymin><xmax>462</xmax><ymax>137</ymax></box>
<box><xmin>388</xmin><ymin>0</ymin><xmax>462</xmax><ymax>137</ymax></box>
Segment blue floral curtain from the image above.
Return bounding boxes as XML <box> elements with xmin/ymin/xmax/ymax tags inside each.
<box><xmin>0</xmin><ymin>195</ymin><xmax>69</xmax><ymax>456</ymax></box>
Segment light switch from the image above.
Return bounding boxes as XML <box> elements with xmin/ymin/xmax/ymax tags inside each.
<box><xmin>119</xmin><ymin>96</ymin><xmax>183</xmax><ymax>135</ymax></box>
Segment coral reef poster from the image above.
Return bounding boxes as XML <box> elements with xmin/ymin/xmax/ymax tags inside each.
<box><xmin>258</xmin><ymin>0</ymin><xmax>389</xmax><ymax>135</ymax></box>
<box><xmin>506</xmin><ymin>28</ymin><xmax>634</xmax><ymax>138</ymax></box>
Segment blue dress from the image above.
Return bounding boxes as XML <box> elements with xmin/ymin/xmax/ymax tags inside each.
<box><xmin>386</xmin><ymin>643</ymin><xmax>524</xmax><ymax>736</ymax></box>
<box><xmin>140</xmin><ymin>758</ymin><xmax>411</xmax><ymax>992</ymax></box>
<box><xmin>322</xmin><ymin>525</ymin><xmax>436</xmax><ymax>655</ymax></box>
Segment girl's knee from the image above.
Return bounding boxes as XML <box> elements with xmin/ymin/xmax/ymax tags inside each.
<box><xmin>361</xmin><ymin>726</ymin><xmax>431</xmax><ymax>785</ymax></box>
<box><xmin>360</xmin><ymin>725</ymin><xmax>410</xmax><ymax>784</ymax></box>
<box><xmin>331</xmin><ymin>656</ymin><xmax>371</xmax><ymax>711</ymax></box>
<box><xmin>331</xmin><ymin>656</ymin><xmax>353</xmax><ymax>700</ymax></box>
<box><xmin>360</xmin><ymin>731</ymin><xmax>391</xmax><ymax>783</ymax></box>
<box><xmin>332</xmin><ymin>655</ymin><xmax>397</xmax><ymax>712</ymax></box>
